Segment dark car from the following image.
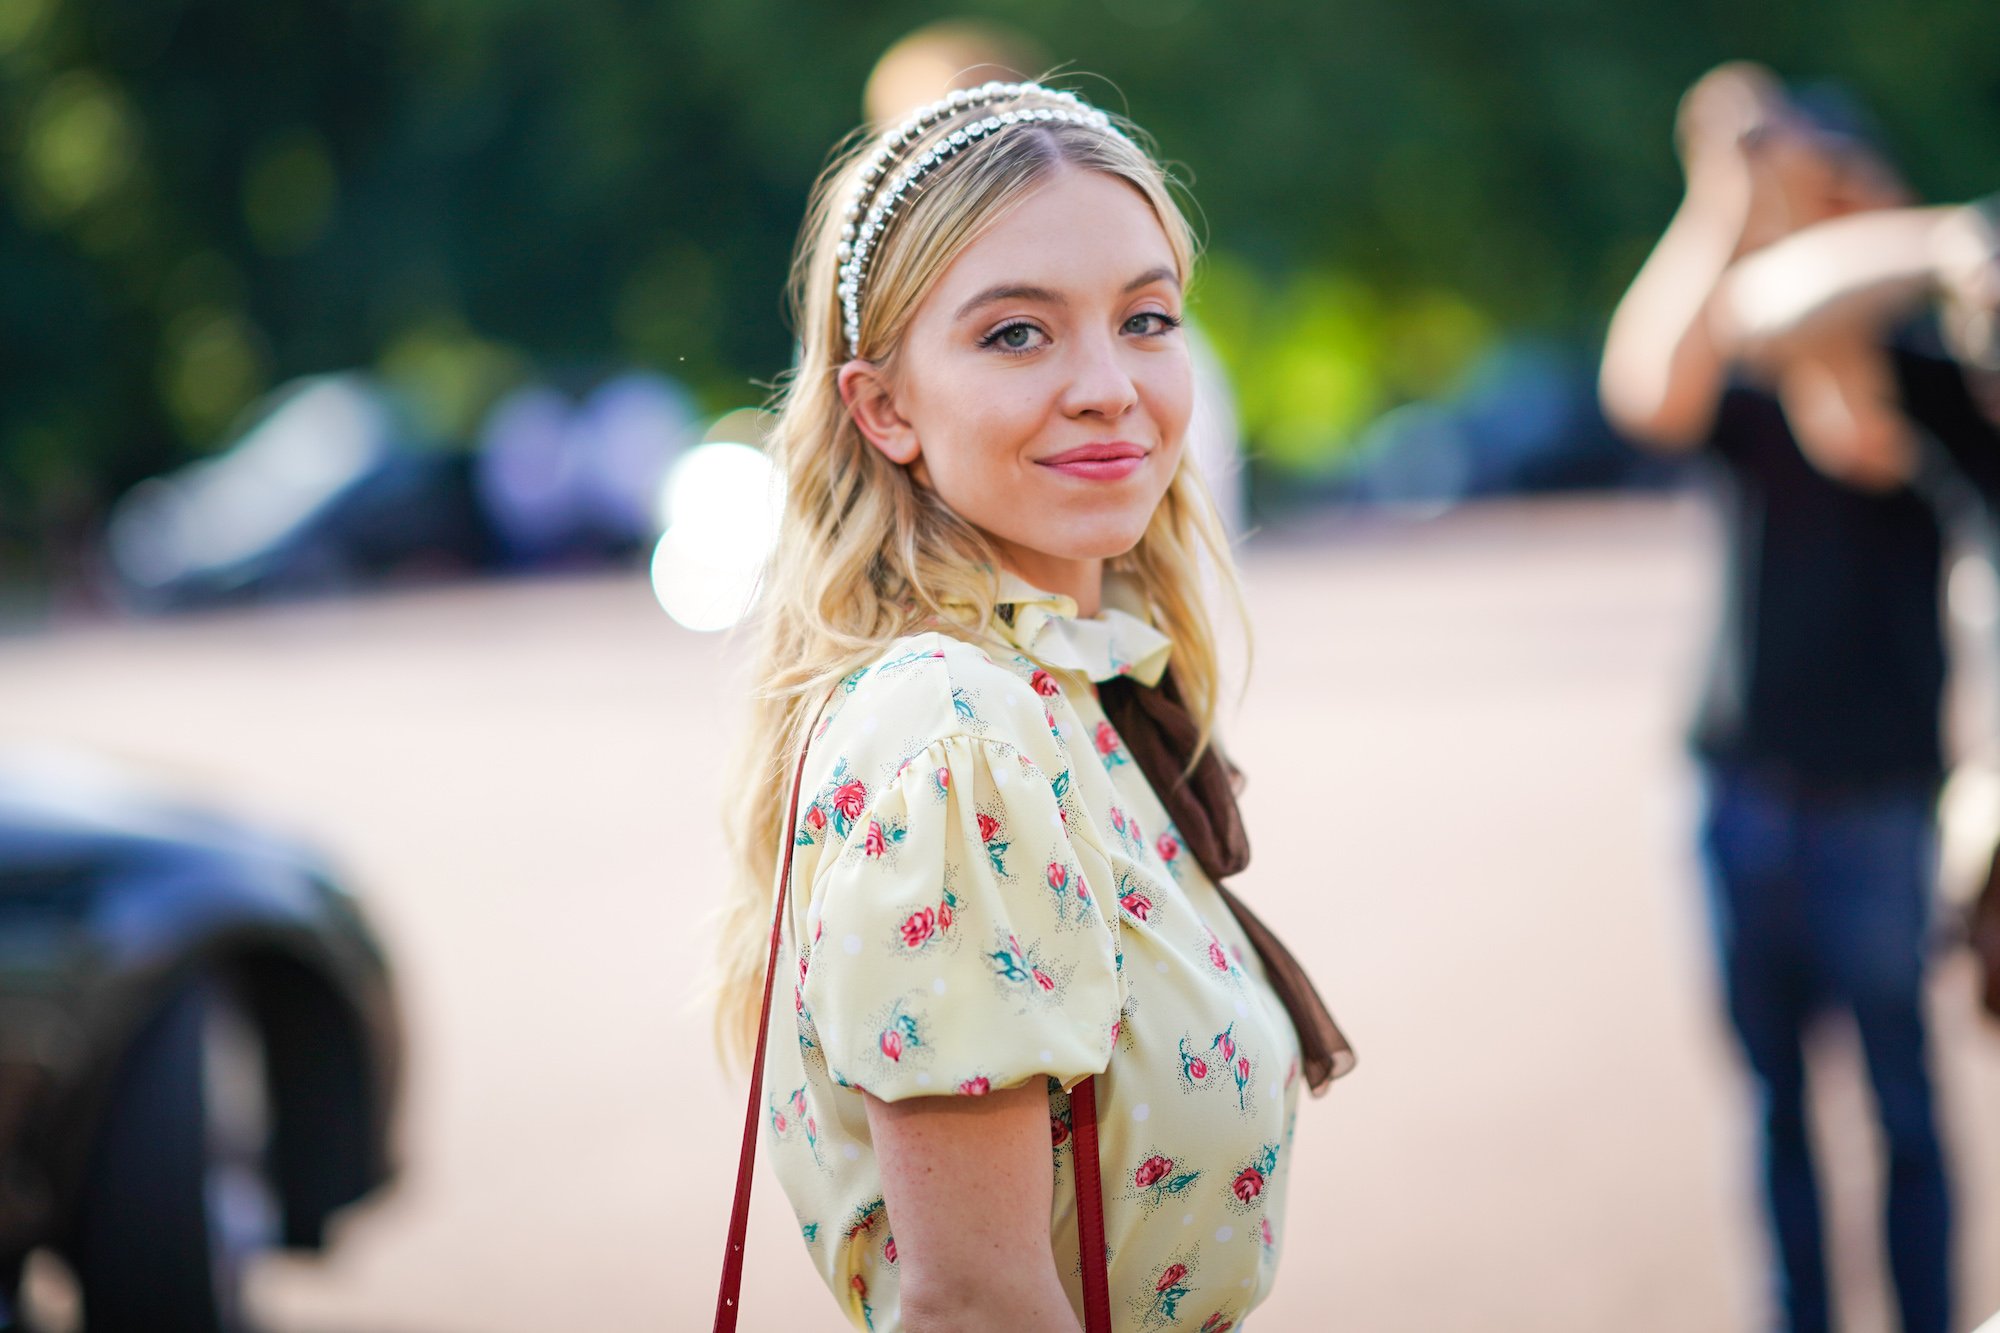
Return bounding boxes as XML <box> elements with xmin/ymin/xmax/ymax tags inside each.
<box><xmin>0</xmin><ymin>753</ymin><xmax>401</xmax><ymax>1333</ymax></box>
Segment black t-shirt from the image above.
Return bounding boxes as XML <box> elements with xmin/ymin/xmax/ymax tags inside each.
<box><xmin>1692</xmin><ymin>339</ymin><xmax>2000</xmax><ymax>787</ymax></box>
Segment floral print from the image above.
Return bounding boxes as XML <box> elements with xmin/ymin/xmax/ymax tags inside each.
<box><xmin>761</xmin><ymin>574</ymin><xmax>1301</xmax><ymax>1331</ymax></box>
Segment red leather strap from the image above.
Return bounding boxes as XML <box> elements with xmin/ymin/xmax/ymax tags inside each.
<box><xmin>1070</xmin><ymin>1075</ymin><xmax>1114</xmax><ymax>1333</ymax></box>
<box><xmin>713</xmin><ymin>694</ymin><xmax>1113</xmax><ymax>1331</ymax></box>
<box><xmin>713</xmin><ymin>705</ymin><xmax>821</xmax><ymax>1332</ymax></box>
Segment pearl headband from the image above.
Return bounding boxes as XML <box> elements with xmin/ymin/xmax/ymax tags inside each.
<box><xmin>836</xmin><ymin>81</ymin><xmax>1120</xmax><ymax>357</ymax></box>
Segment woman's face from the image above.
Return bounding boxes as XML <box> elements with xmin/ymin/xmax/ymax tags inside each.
<box><xmin>841</xmin><ymin>164</ymin><xmax>1192</xmax><ymax>606</ymax></box>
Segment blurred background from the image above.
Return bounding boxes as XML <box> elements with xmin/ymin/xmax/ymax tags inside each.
<box><xmin>4</xmin><ymin>1</ymin><xmax>2000</xmax><ymax>1330</ymax></box>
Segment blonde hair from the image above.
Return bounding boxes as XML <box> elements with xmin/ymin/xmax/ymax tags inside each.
<box><xmin>713</xmin><ymin>88</ymin><xmax>1247</xmax><ymax>1066</ymax></box>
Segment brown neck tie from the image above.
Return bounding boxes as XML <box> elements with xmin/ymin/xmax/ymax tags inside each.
<box><xmin>1098</xmin><ymin>670</ymin><xmax>1354</xmax><ymax>1094</ymax></box>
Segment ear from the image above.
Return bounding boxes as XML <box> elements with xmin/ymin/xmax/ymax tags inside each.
<box><xmin>838</xmin><ymin>360</ymin><xmax>922</xmax><ymax>466</ymax></box>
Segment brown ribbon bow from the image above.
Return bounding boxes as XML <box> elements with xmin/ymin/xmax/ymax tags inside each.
<box><xmin>1098</xmin><ymin>670</ymin><xmax>1355</xmax><ymax>1095</ymax></box>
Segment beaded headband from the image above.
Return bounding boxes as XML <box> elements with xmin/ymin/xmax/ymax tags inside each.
<box><xmin>837</xmin><ymin>81</ymin><xmax>1121</xmax><ymax>357</ymax></box>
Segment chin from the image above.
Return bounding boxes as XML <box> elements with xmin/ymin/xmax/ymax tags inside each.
<box><xmin>1045</xmin><ymin>509</ymin><xmax>1158</xmax><ymax>561</ymax></box>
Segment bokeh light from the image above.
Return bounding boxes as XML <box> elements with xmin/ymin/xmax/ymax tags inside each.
<box><xmin>648</xmin><ymin>439</ymin><xmax>784</xmax><ymax>632</ymax></box>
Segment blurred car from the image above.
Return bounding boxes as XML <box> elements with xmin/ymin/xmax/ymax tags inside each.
<box><xmin>103</xmin><ymin>374</ymin><xmax>495</xmax><ymax>613</ymax></box>
<box><xmin>1329</xmin><ymin>339</ymin><xmax>1683</xmax><ymax>509</ymax></box>
<box><xmin>101</xmin><ymin>368</ymin><xmax>700</xmax><ymax>613</ymax></box>
<box><xmin>0</xmin><ymin>753</ymin><xmax>401</xmax><ymax>1333</ymax></box>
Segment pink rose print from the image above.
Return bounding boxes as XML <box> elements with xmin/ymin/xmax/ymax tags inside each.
<box><xmin>899</xmin><ymin>907</ymin><xmax>936</xmax><ymax>949</ymax></box>
<box><xmin>793</xmin><ymin>1089</ymin><xmax>807</xmax><ymax>1115</ymax></box>
<box><xmin>878</xmin><ymin>1008</ymin><xmax>921</xmax><ymax>1064</ymax></box>
<box><xmin>864</xmin><ymin>819</ymin><xmax>886</xmax><ymax>858</ymax></box>
<box><xmin>798</xmin><ymin>954</ymin><xmax>809</xmax><ymax>983</ymax></box>
<box><xmin>1208</xmin><ymin>936</ymin><xmax>1230</xmax><ymax>972</ymax></box>
<box><xmin>1156</xmin><ymin>831</ymin><xmax>1179</xmax><ymax>861</ymax></box>
<box><xmin>851</xmin><ymin>1274</ymin><xmax>867</xmax><ymax>1299</ymax></box>
<box><xmin>1094</xmin><ymin>721</ymin><xmax>1120</xmax><ymax>757</ymax></box>
<box><xmin>1201</xmin><ymin>1315</ymin><xmax>1236</xmax><ymax>1333</ymax></box>
<box><xmin>832</xmin><ymin>780</ymin><xmax>867</xmax><ymax>822</ymax></box>
<box><xmin>1151</xmin><ymin>1260</ymin><xmax>1194</xmax><ymax>1322</ymax></box>
<box><xmin>1134</xmin><ymin>1156</ymin><xmax>1173</xmax><ymax>1189</ymax></box>
<box><xmin>937</xmin><ymin>901</ymin><xmax>954</xmax><ymax>931</ymax></box>
<box><xmin>885</xmin><ymin>1236</ymin><xmax>898</xmax><ymax>1264</ymax></box>
<box><xmin>1110</xmin><ymin>807</ymin><xmax>1126</xmax><ymax>835</ymax></box>
<box><xmin>1259</xmin><ymin>1217</ymin><xmax>1274</xmax><ymax>1247</ymax></box>
<box><xmin>976</xmin><ymin>813</ymin><xmax>1001</xmax><ymax>842</ymax></box>
<box><xmin>958</xmin><ymin>1076</ymin><xmax>989</xmax><ymax>1096</ymax></box>
<box><xmin>773</xmin><ymin>1112</ymin><xmax>787</xmax><ymax>1133</ymax></box>
<box><xmin>1233</xmin><ymin>1167</ymin><xmax>1265</xmax><ymax>1202</ymax></box>
<box><xmin>1032</xmin><ymin>967</ymin><xmax>1055</xmax><ymax>992</ymax></box>
<box><xmin>1215</xmin><ymin>1028</ymin><xmax>1237</xmax><ymax>1062</ymax></box>
<box><xmin>935</xmin><ymin>766</ymin><xmax>950</xmax><ymax>790</ymax></box>
<box><xmin>1051</xmin><ymin>1114</ymin><xmax>1071</xmax><ymax>1148</ymax></box>
<box><xmin>1110</xmin><ymin>1019</ymin><xmax>1122</xmax><ymax>1043</ymax></box>
<box><xmin>1046</xmin><ymin>862</ymin><xmax>1069</xmax><ymax>893</ymax></box>
<box><xmin>805</xmin><ymin>803</ymin><xmax>827</xmax><ymax>833</ymax></box>
<box><xmin>1030</xmin><ymin>668</ymin><xmax>1060</xmax><ymax>697</ymax></box>
<box><xmin>1119</xmin><ymin>892</ymin><xmax>1153</xmax><ymax>921</ymax></box>
<box><xmin>793</xmin><ymin>985</ymin><xmax>803</xmax><ymax>1013</ymax></box>
<box><xmin>1179</xmin><ymin>1035</ymin><xmax>1219</xmax><ymax>1085</ymax></box>
<box><xmin>1237</xmin><ymin>1055</ymin><xmax>1251</xmax><ymax>1082</ymax></box>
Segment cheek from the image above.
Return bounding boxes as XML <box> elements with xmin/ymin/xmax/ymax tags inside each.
<box><xmin>1144</xmin><ymin>356</ymin><xmax>1196</xmax><ymax>451</ymax></box>
<box><xmin>914</xmin><ymin>374</ymin><xmax>1052</xmax><ymax>485</ymax></box>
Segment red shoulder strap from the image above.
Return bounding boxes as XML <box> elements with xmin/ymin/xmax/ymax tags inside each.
<box><xmin>712</xmin><ymin>707</ymin><xmax>820</xmax><ymax>1332</ymax></box>
<box><xmin>712</xmin><ymin>697</ymin><xmax>1112</xmax><ymax>1332</ymax></box>
<box><xmin>1069</xmin><ymin>1075</ymin><xmax>1113</xmax><ymax>1331</ymax></box>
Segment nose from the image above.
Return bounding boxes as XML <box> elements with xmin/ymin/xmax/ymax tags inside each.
<box><xmin>1058</xmin><ymin>329</ymin><xmax>1139</xmax><ymax>422</ymax></box>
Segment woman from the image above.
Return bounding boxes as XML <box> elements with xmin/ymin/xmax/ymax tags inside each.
<box><xmin>717</xmin><ymin>81</ymin><xmax>1345</xmax><ymax>1332</ymax></box>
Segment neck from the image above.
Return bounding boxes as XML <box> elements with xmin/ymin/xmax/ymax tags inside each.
<box><xmin>992</xmin><ymin>543</ymin><xmax>1105</xmax><ymax>617</ymax></box>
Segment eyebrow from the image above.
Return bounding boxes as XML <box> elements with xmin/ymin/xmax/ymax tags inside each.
<box><xmin>952</xmin><ymin>265</ymin><xmax>1181</xmax><ymax>321</ymax></box>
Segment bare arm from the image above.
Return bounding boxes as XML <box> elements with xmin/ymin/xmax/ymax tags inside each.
<box><xmin>1723</xmin><ymin>204</ymin><xmax>2000</xmax><ymax>489</ymax></box>
<box><xmin>1600</xmin><ymin>197</ymin><xmax>1746</xmax><ymax>449</ymax></box>
<box><xmin>1599</xmin><ymin>67</ymin><xmax>1778</xmax><ymax>450</ymax></box>
<box><xmin>1713</xmin><ymin>207</ymin><xmax>1959</xmax><ymax>363</ymax></box>
<box><xmin>865</xmin><ymin>1081</ymin><xmax>1084</xmax><ymax>1333</ymax></box>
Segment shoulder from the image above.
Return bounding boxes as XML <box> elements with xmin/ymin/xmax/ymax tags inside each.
<box><xmin>808</xmin><ymin>631</ymin><xmax>1065</xmax><ymax>795</ymax></box>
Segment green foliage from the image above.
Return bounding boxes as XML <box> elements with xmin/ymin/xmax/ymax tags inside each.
<box><xmin>4</xmin><ymin>0</ymin><xmax>1999</xmax><ymax>576</ymax></box>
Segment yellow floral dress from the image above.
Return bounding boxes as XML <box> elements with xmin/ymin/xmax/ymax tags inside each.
<box><xmin>764</xmin><ymin>575</ymin><xmax>1302</xmax><ymax>1333</ymax></box>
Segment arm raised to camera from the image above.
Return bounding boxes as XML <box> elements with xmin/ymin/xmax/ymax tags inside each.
<box><xmin>1711</xmin><ymin>207</ymin><xmax>1962</xmax><ymax>365</ymax></box>
<box><xmin>1599</xmin><ymin>65</ymin><xmax>1781</xmax><ymax>451</ymax></box>
<box><xmin>1600</xmin><ymin>199</ymin><xmax>1746</xmax><ymax>451</ymax></box>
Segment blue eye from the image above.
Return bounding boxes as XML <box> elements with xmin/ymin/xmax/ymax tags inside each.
<box><xmin>1125</xmin><ymin>311</ymin><xmax>1182</xmax><ymax>337</ymax></box>
<box><xmin>979</xmin><ymin>321</ymin><xmax>1046</xmax><ymax>354</ymax></box>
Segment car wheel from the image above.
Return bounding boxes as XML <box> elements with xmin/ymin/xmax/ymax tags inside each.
<box><xmin>70</xmin><ymin>975</ymin><xmax>280</xmax><ymax>1333</ymax></box>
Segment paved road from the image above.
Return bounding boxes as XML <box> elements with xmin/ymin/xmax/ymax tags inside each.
<box><xmin>3</xmin><ymin>495</ymin><xmax>1996</xmax><ymax>1331</ymax></box>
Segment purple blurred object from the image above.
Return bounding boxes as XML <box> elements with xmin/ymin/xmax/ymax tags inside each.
<box><xmin>474</xmin><ymin>372</ymin><xmax>697</xmax><ymax>565</ymax></box>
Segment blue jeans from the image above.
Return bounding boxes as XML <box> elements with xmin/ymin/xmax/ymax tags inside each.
<box><xmin>1699</xmin><ymin>762</ymin><xmax>1952</xmax><ymax>1333</ymax></box>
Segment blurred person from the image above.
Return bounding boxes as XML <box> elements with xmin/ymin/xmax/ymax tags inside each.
<box><xmin>1602</xmin><ymin>61</ymin><xmax>2000</xmax><ymax>1333</ymax></box>
<box><xmin>862</xmin><ymin>20</ymin><xmax>1046</xmax><ymax>132</ymax></box>
<box><xmin>711</xmin><ymin>82</ymin><xmax>1348</xmax><ymax>1332</ymax></box>
<box><xmin>867</xmin><ymin>26</ymin><xmax>1251</xmax><ymax>538</ymax></box>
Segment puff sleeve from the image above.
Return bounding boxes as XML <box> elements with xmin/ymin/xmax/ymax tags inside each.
<box><xmin>798</xmin><ymin>732</ymin><xmax>1124</xmax><ymax>1103</ymax></box>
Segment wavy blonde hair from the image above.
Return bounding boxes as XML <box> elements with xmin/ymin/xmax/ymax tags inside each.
<box><xmin>714</xmin><ymin>88</ymin><xmax>1248</xmax><ymax>1067</ymax></box>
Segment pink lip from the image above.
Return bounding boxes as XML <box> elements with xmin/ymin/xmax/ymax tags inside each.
<box><xmin>1038</xmin><ymin>441</ymin><xmax>1149</xmax><ymax>481</ymax></box>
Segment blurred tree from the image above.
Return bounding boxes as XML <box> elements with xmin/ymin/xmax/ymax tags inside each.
<box><xmin>2</xmin><ymin>0</ymin><xmax>1996</xmax><ymax>585</ymax></box>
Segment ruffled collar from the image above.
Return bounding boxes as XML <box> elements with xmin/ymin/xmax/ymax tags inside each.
<box><xmin>981</xmin><ymin>571</ymin><xmax>1173</xmax><ymax>685</ymax></box>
